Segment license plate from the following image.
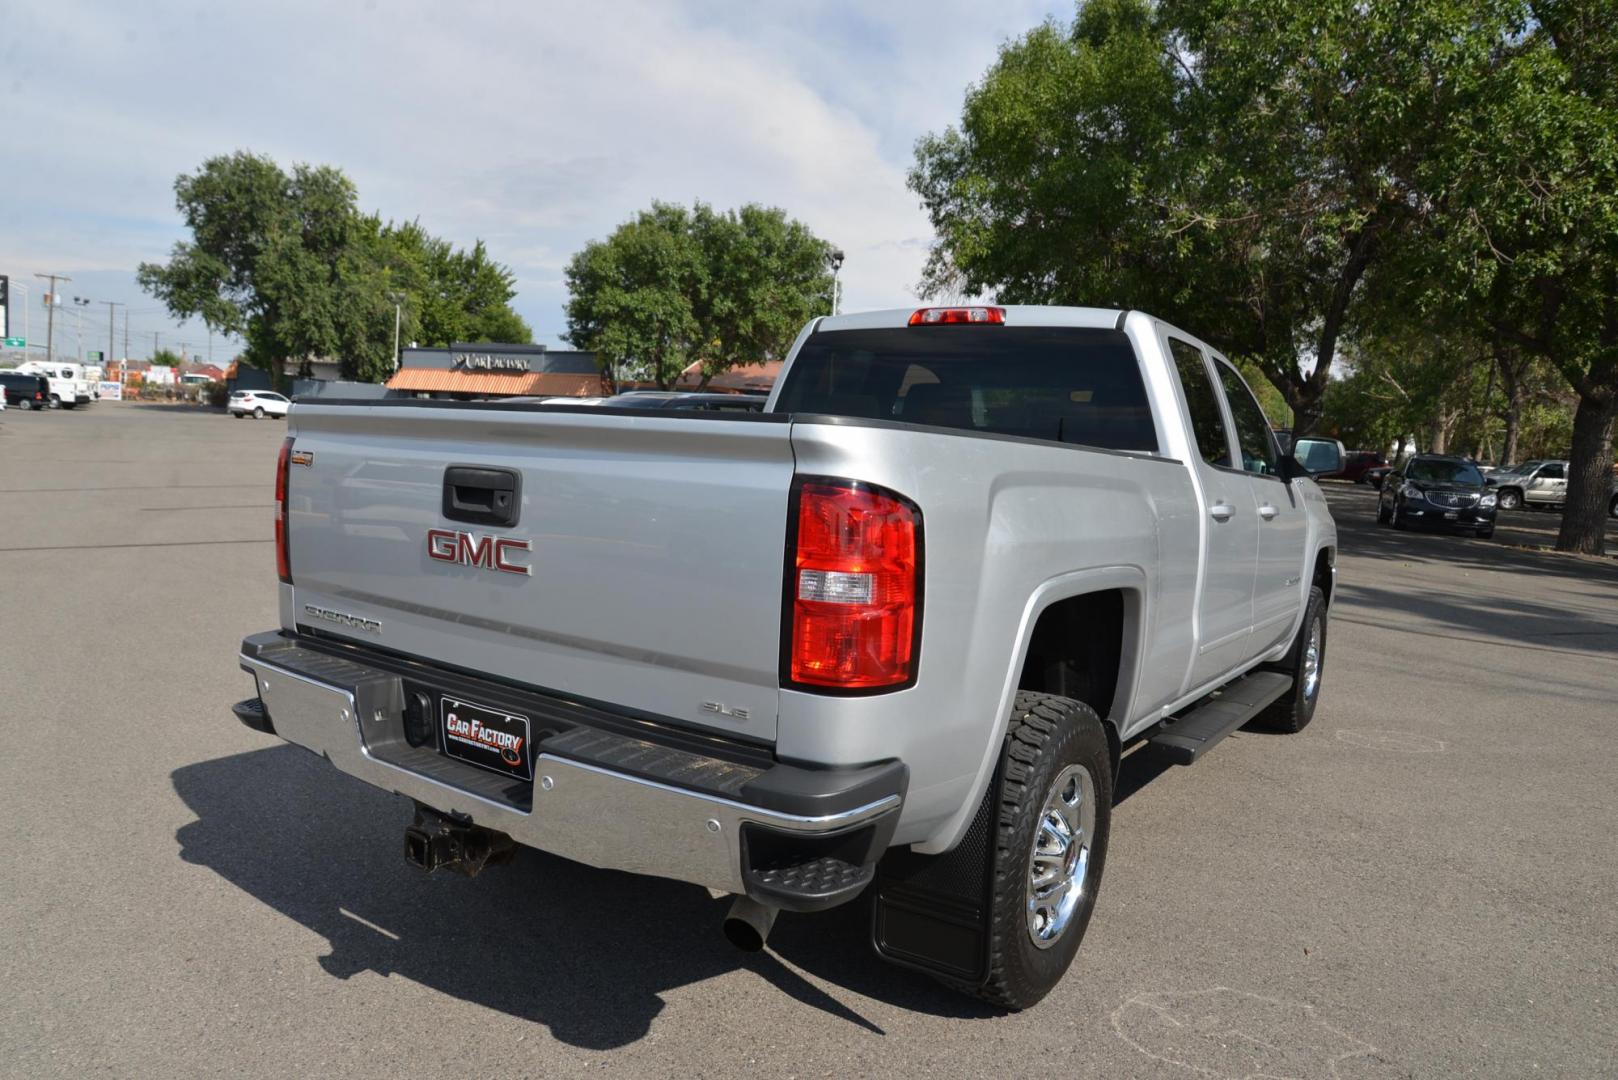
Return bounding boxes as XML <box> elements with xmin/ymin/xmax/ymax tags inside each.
<box><xmin>1444</xmin><ymin>511</ymin><xmax>1459</xmax><ymax>520</ymax></box>
<box><xmin>440</xmin><ymin>696</ymin><xmax>533</xmax><ymax>781</ymax></box>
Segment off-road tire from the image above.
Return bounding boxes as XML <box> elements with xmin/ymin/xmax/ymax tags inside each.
<box><xmin>1257</xmin><ymin>586</ymin><xmax>1327</xmax><ymax>733</ymax></box>
<box><xmin>966</xmin><ymin>691</ymin><xmax>1112</xmax><ymax>1010</ymax></box>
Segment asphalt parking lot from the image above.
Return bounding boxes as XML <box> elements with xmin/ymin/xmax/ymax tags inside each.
<box><xmin>2</xmin><ymin>403</ymin><xmax>1615</xmax><ymax>1078</ymax></box>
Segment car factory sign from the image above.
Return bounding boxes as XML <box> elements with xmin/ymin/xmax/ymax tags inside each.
<box><xmin>453</xmin><ymin>353</ymin><xmax>530</xmax><ymax>372</ymax></box>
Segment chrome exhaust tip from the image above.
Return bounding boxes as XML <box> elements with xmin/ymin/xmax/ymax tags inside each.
<box><xmin>722</xmin><ymin>895</ymin><xmax>779</xmax><ymax>952</ymax></box>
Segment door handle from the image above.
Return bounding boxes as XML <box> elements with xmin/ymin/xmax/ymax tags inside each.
<box><xmin>442</xmin><ymin>466</ymin><xmax>521</xmax><ymax>527</ymax></box>
<box><xmin>1209</xmin><ymin>502</ymin><xmax>1234</xmax><ymax>522</ymax></box>
<box><xmin>1258</xmin><ymin>503</ymin><xmax>1278</xmax><ymax>521</ymax></box>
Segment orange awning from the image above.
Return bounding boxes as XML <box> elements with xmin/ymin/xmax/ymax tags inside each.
<box><xmin>385</xmin><ymin>369</ymin><xmax>604</xmax><ymax>397</ymax></box>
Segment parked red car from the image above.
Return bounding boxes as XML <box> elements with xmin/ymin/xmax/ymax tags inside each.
<box><xmin>1333</xmin><ymin>450</ymin><xmax>1388</xmax><ymax>483</ymax></box>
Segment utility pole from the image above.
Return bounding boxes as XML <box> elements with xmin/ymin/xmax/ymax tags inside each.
<box><xmin>35</xmin><ymin>272</ymin><xmax>70</xmax><ymax>363</ymax></box>
<box><xmin>99</xmin><ymin>301</ymin><xmax>123</xmax><ymax>375</ymax></box>
<box><xmin>122</xmin><ymin>310</ymin><xmax>130</xmax><ymax>385</ymax></box>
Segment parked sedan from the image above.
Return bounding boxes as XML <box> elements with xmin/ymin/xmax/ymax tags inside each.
<box><xmin>228</xmin><ymin>390</ymin><xmax>290</xmax><ymax>419</ymax></box>
<box><xmin>1377</xmin><ymin>455</ymin><xmax>1498</xmax><ymax>537</ymax></box>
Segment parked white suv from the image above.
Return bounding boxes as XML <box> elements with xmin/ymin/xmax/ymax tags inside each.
<box><xmin>228</xmin><ymin>390</ymin><xmax>290</xmax><ymax>419</ymax></box>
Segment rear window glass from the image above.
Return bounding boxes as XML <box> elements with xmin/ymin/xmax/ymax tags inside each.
<box><xmin>774</xmin><ymin>327</ymin><xmax>1158</xmax><ymax>452</ymax></box>
<box><xmin>1407</xmin><ymin>459</ymin><xmax>1484</xmax><ymax>485</ymax></box>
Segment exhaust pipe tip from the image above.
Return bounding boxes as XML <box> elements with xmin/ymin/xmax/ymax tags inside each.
<box><xmin>723</xmin><ymin>895</ymin><xmax>779</xmax><ymax>952</ymax></box>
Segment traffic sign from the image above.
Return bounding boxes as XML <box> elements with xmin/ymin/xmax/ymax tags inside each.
<box><xmin>2</xmin><ymin>337</ymin><xmax>24</xmax><ymax>349</ymax></box>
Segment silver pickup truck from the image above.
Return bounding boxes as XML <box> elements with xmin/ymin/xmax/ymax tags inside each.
<box><xmin>233</xmin><ymin>305</ymin><xmax>1341</xmax><ymax>1008</ymax></box>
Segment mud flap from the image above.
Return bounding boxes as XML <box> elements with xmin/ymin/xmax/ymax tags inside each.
<box><xmin>869</xmin><ymin>769</ymin><xmax>998</xmax><ymax>985</ymax></box>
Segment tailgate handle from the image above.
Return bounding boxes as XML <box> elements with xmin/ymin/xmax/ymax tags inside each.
<box><xmin>442</xmin><ymin>466</ymin><xmax>521</xmax><ymax>527</ymax></box>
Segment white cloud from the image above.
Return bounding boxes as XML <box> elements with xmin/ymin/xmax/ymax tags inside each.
<box><xmin>3</xmin><ymin>0</ymin><xmax>1062</xmax><ymax>350</ymax></box>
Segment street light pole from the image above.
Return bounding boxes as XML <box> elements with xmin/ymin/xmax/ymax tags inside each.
<box><xmin>393</xmin><ymin>300</ymin><xmax>403</xmax><ymax>372</ymax></box>
<box><xmin>828</xmin><ymin>249</ymin><xmax>846</xmax><ymax>317</ymax></box>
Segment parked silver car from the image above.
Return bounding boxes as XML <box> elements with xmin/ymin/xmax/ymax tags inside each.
<box><xmin>1488</xmin><ymin>459</ymin><xmax>1566</xmax><ymax>510</ymax></box>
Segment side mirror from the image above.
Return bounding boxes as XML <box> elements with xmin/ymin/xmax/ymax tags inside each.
<box><xmin>1286</xmin><ymin>436</ymin><xmax>1344</xmax><ymax>478</ymax></box>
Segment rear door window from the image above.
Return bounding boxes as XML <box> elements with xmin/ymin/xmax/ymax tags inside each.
<box><xmin>774</xmin><ymin>326</ymin><xmax>1159</xmax><ymax>452</ymax></box>
<box><xmin>1166</xmin><ymin>338</ymin><xmax>1232</xmax><ymax>468</ymax></box>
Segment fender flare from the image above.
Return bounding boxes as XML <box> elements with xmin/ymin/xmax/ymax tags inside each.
<box><xmin>911</xmin><ymin>564</ymin><xmax>1148</xmax><ymax>855</ymax></box>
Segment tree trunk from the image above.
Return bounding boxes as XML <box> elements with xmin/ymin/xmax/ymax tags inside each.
<box><xmin>1500</xmin><ymin>404</ymin><xmax>1521</xmax><ymax>468</ymax></box>
<box><xmin>1554</xmin><ymin>391</ymin><xmax>1617</xmax><ymax>555</ymax></box>
<box><xmin>1429</xmin><ymin>416</ymin><xmax>1448</xmax><ymax>455</ymax></box>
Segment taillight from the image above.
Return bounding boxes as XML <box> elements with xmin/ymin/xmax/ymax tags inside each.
<box><xmin>907</xmin><ymin>306</ymin><xmax>1005</xmax><ymax>325</ymax></box>
<box><xmin>275</xmin><ymin>436</ymin><xmax>293</xmax><ymax>584</ymax></box>
<box><xmin>785</xmin><ymin>479</ymin><xmax>921</xmax><ymax>691</ymax></box>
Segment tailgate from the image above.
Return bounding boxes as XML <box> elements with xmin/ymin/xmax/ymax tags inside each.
<box><xmin>284</xmin><ymin>404</ymin><xmax>795</xmax><ymax>742</ymax></box>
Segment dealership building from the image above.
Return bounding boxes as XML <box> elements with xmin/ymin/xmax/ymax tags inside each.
<box><xmin>385</xmin><ymin>343</ymin><xmax>605</xmax><ymax>399</ymax></box>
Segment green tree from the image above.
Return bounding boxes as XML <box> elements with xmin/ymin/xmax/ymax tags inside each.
<box><xmin>910</xmin><ymin>0</ymin><xmax>1510</xmax><ymax>431</ymax></box>
<box><xmin>565</xmin><ymin>201</ymin><xmax>833</xmax><ymax>389</ymax></box>
<box><xmin>1416</xmin><ymin>0</ymin><xmax>1618</xmax><ymax>553</ymax></box>
<box><xmin>150</xmin><ymin>348</ymin><xmax>183</xmax><ymax>368</ymax></box>
<box><xmin>564</xmin><ymin>203</ymin><xmax>704</xmax><ymax>389</ymax></box>
<box><xmin>139</xmin><ymin>151</ymin><xmax>529</xmax><ymax>387</ymax></box>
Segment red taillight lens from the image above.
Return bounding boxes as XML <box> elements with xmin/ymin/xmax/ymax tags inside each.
<box><xmin>907</xmin><ymin>306</ymin><xmax>1005</xmax><ymax>326</ymax></box>
<box><xmin>275</xmin><ymin>436</ymin><xmax>293</xmax><ymax>584</ymax></box>
<box><xmin>787</xmin><ymin>480</ymin><xmax>921</xmax><ymax>690</ymax></box>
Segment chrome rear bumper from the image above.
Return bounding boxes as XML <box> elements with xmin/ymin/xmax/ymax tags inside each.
<box><xmin>236</xmin><ymin>632</ymin><xmax>902</xmax><ymax>899</ymax></box>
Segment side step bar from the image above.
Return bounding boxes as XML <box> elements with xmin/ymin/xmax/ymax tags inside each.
<box><xmin>1149</xmin><ymin>671</ymin><xmax>1293</xmax><ymax>765</ymax></box>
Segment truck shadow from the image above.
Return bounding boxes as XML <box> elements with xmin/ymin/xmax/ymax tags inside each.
<box><xmin>172</xmin><ymin>746</ymin><xmax>992</xmax><ymax>1048</ymax></box>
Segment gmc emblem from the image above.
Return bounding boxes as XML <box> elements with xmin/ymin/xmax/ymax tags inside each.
<box><xmin>427</xmin><ymin>529</ymin><xmax>532</xmax><ymax>576</ymax></box>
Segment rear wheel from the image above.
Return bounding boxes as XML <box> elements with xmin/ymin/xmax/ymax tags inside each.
<box><xmin>1257</xmin><ymin>586</ymin><xmax>1327</xmax><ymax>733</ymax></box>
<box><xmin>966</xmin><ymin>692</ymin><xmax>1111</xmax><ymax>1010</ymax></box>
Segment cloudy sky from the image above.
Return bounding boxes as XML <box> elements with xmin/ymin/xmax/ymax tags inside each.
<box><xmin>3</xmin><ymin>0</ymin><xmax>1066</xmax><ymax>361</ymax></box>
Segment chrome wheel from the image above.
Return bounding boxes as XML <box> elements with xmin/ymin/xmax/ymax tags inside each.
<box><xmin>1025</xmin><ymin>763</ymin><xmax>1096</xmax><ymax>949</ymax></box>
<box><xmin>1302</xmin><ymin>617</ymin><xmax>1322</xmax><ymax>699</ymax></box>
